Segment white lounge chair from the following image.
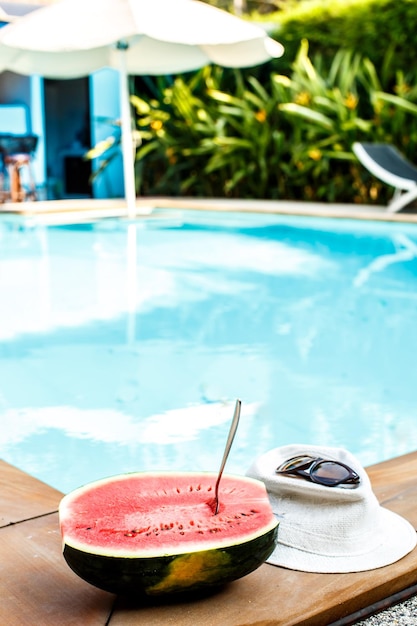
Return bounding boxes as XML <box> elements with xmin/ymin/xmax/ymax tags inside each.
<box><xmin>352</xmin><ymin>142</ymin><xmax>417</xmax><ymax>213</ymax></box>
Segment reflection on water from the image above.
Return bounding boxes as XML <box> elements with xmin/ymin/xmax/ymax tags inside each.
<box><xmin>1</xmin><ymin>211</ymin><xmax>417</xmax><ymax>493</ymax></box>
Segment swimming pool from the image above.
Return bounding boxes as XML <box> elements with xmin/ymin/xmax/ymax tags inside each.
<box><xmin>1</xmin><ymin>209</ymin><xmax>417</xmax><ymax>494</ymax></box>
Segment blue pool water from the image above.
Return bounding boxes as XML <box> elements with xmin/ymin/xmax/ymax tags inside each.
<box><xmin>1</xmin><ymin>209</ymin><xmax>417</xmax><ymax>494</ymax></box>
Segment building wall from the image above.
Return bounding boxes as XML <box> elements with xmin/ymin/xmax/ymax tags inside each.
<box><xmin>0</xmin><ymin>1</ymin><xmax>125</xmax><ymax>200</ymax></box>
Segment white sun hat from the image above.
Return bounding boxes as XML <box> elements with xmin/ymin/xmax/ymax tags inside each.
<box><xmin>246</xmin><ymin>444</ymin><xmax>416</xmax><ymax>573</ymax></box>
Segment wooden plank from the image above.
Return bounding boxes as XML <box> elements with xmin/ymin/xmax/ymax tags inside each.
<box><xmin>0</xmin><ymin>459</ymin><xmax>62</xmax><ymax>526</ymax></box>
<box><xmin>109</xmin><ymin>452</ymin><xmax>417</xmax><ymax>626</ymax></box>
<box><xmin>0</xmin><ymin>512</ymin><xmax>114</xmax><ymax>626</ymax></box>
<box><xmin>367</xmin><ymin>450</ymin><xmax>417</xmax><ymax>526</ymax></box>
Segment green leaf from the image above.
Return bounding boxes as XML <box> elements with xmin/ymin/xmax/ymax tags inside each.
<box><xmin>372</xmin><ymin>92</ymin><xmax>417</xmax><ymax>116</ymax></box>
<box><xmin>84</xmin><ymin>136</ymin><xmax>117</xmax><ymax>159</ymax></box>
<box><xmin>136</xmin><ymin>141</ymin><xmax>160</xmax><ymax>161</ymax></box>
<box><xmin>278</xmin><ymin>103</ymin><xmax>335</xmax><ymax>129</ymax></box>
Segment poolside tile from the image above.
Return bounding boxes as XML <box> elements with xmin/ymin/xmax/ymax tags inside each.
<box><xmin>2</xmin><ymin>196</ymin><xmax>417</xmax><ymax>224</ymax></box>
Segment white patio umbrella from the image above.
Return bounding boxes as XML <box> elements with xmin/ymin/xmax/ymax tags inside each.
<box><xmin>0</xmin><ymin>7</ymin><xmax>13</xmax><ymax>23</ymax></box>
<box><xmin>0</xmin><ymin>0</ymin><xmax>284</xmax><ymax>216</ymax></box>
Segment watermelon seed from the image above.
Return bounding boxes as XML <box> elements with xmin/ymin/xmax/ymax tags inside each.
<box><xmin>189</xmin><ymin>485</ymin><xmax>193</xmax><ymax>492</ymax></box>
<box><xmin>176</xmin><ymin>488</ymin><xmax>181</xmax><ymax>493</ymax></box>
<box><xmin>189</xmin><ymin>521</ymin><xmax>195</xmax><ymax>526</ymax></box>
<box><xmin>85</xmin><ymin>527</ymin><xmax>92</xmax><ymax>530</ymax></box>
<box><xmin>196</xmin><ymin>484</ymin><xmax>202</xmax><ymax>491</ymax></box>
<box><xmin>133</xmin><ymin>526</ymin><xmax>150</xmax><ymax>534</ymax></box>
<box><xmin>179</xmin><ymin>531</ymin><xmax>185</xmax><ymax>535</ymax></box>
<box><xmin>124</xmin><ymin>532</ymin><xmax>134</xmax><ymax>537</ymax></box>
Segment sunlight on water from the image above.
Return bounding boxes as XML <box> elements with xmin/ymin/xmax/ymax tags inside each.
<box><xmin>1</xmin><ymin>210</ymin><xmax>417</xmax><ymax>493</ymax></box>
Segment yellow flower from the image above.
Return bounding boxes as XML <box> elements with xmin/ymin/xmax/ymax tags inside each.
<box><xmin>150</xmin><ymin>119</ymin><xmax>163</xmax><ymax>131</ymax></box>
<box><xmin>370</xmin><ymin>184</ymin><xmax>379</xmax><ymax>200</ymax></box>
<box><xmin>197</xmin><ymin>108</ymin><xmax>208</xmax><ymax>121</ymax></box>
<box><xmin>295</xmin><ymin>92</ymin><xmax>311</xmax><ymax>106</ymax></box>
<box><xmin>255</xmin><ymin>109</ymin><xmax>267</xmax><ymax>123</ymax></box>
<box><xmin>166</xmin><ymin>147</ymin><xmax>177</xmax><ymax>164</ymax></box>
<box><xmin>395</xmin><ymin>83</ymin><xmax>411</xmax><ymax>96</ymax></box>
<box><xmin>308</xmin><ymin>149</ymin><xmax>322</xmax><ymax>161</ymax></box>
<box><xmin>345</xmin><ymin>93</ymin><xmax>358</xmax><ymax>110</ymax></box>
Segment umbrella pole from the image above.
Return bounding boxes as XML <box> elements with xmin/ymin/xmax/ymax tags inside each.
<box><xmin>118</xmin><ymin>43</ymin><xmax>136</xmax><ymax>219</ymax></box>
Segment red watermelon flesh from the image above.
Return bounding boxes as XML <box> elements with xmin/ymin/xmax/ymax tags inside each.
<box><xmin>59</xmin><ymin>472</ymin><xmax>278</xmax><ymax>596</ymax></box>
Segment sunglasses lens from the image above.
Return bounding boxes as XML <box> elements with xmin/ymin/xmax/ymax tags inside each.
<box><xmin>312</xmin><ymin>461</ymin><xmax>351</xmax><ymax>485</ymax></box>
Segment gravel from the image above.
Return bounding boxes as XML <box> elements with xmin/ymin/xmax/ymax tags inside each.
<box><xmin>355</xmin><ymin>594</ymin><xmax>417</xmax><ymax>625</ymax></box>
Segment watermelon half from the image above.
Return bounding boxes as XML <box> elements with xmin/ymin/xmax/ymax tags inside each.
<box><xmin>59</xmin><ymin>471</ymin><xmax>278</xmax><ymax>597</ymax></box>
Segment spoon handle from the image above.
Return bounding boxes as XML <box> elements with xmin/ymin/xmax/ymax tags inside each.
<box><xmin>214</xmin><ymin>399</ymin><xmax>241</xmax><ymax>515</ymax></box>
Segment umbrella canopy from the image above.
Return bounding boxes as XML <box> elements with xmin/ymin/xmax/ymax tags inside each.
<box><xmin>0</xmin><ymin>7</ymin><xmax>14</xmax><ymax>22</ymax></box>
<box><xmin>0</xmin><ymin>0</ymin><xmax>284</xmax><ymax>214</ymax></box>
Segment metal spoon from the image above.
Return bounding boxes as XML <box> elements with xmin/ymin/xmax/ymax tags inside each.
<box><xmin>213</xmin><ymin>398</ymin><xmax>241</xmax><ymax>515</ymax></box>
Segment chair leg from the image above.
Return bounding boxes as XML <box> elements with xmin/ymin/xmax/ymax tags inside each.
<box><xmin>387</xmin><ymin>186</ymin><xmax>417</xmax><ymax>213</ymax></box>
<box><xmin>0</xmin><ymin>171</ymin><xmax>5</xmax><ymax>203</ymax></box>
<box><xmin>25</xmin><ymin>160</ymin><xmax>37</xmax><ymax>201</ymax></box>
<box><xmin>7</xmin><ymin>162</ymin><xmax>23</xmax><ymax>202</ymax></box>
<box><xmin>4</xmin><ymin>155</ymin><xmax>37</xmax><ymax>202</ymax></box>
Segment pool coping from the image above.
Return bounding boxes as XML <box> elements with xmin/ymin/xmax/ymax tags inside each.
<box><xmin>1</xmin><ymin>452</ymin><xmax>417</xmax><ymax>625</ymax></box>
<box><xmin>2</xmin><ymin>196</ymin><xmax>417</xmax><ymax>225</ymax></box>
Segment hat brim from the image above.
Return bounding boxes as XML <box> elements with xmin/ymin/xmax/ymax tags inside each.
<box><xmin>268</xmin><ymin>505</ymin><xmax>416</xmax><ymax>573</ymax></box>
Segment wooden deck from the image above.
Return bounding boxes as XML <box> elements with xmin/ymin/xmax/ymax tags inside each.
<box><xmin>1</xmin><ymin>453</ymin><xmax>417</xmax><ymax>626</ymax></box>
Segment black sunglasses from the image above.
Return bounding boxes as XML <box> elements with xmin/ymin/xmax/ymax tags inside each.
<box><xmin>276</xmin><ymin>454</ymin><xmax>360</xmax><ymax>488</ymax></box>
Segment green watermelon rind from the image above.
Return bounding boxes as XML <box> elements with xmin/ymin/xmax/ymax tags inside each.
<box><xmin>62</xmin><ymin>524</ymin><xmax>278</xmax><ymax>596</ymax></box>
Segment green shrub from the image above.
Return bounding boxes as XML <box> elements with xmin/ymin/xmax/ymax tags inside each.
<box><xmin>265</xmin><ymin>0</ymin><xmax>417</xmax><ymax>84</ymax></box>
<box><xmin>130</xmin><ymin>41</ymin><xmax>417</xmax><ymax>204</ymax></box>
<box><xmin>132</xmin><ymin>67</ymin><xmax>292</xmax><ymax>198</ymax></box>
<box><xmin>273</xmin><ymin>40</ymin><xmax>417</xmax><ymax>204</ymax></box>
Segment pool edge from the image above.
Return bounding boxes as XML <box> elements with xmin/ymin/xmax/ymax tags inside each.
<box><xmin>2</xmin><ymin>197</ymin><xmax>417</xmax><ymax>225</ymax></box>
